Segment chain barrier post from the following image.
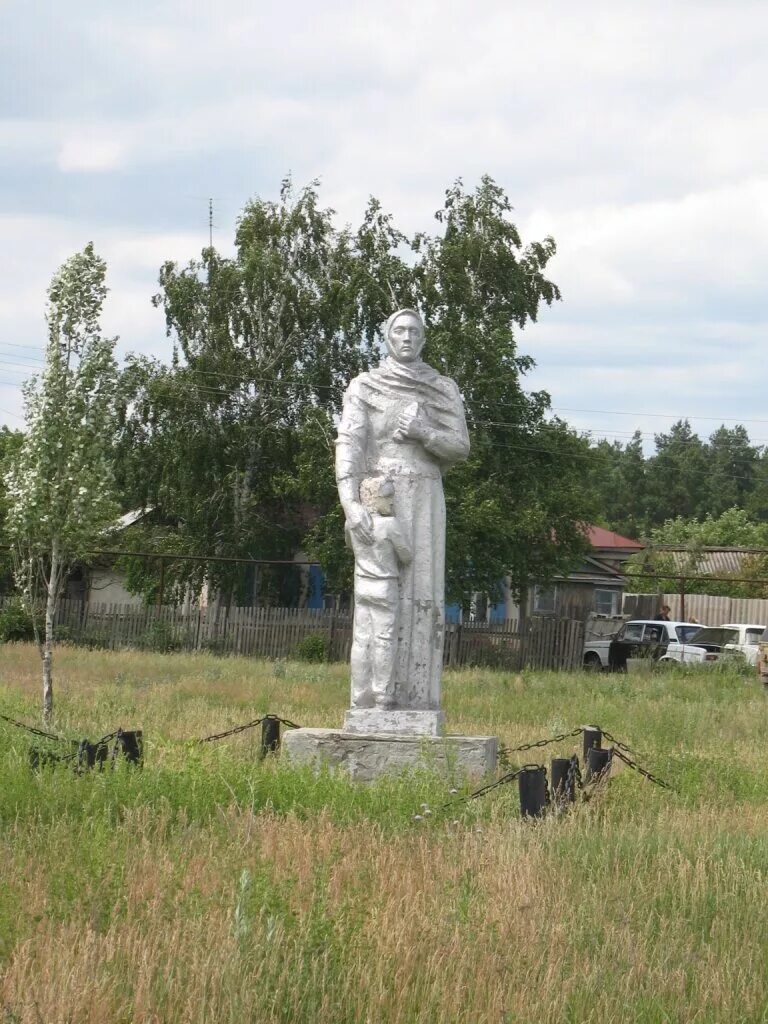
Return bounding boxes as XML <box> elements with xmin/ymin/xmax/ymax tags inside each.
<box><xmin>586</xmin><ymin>746</ymin><xmax>612</xmax><ymax>782</ymax></box>
<box><xmin>518</xmin><ymin>765</ymin><xmax>548</xmax><ymax>818</ymax></box>
<box><xmin>582</xmin><ymin>726</ymin><xmax>602</xmax><ymax>765</ymax></box>
<box><xmin>112</xmin><ymin>729</ymin><xmax>144</xmax><ymax>767</ymax></box>
<box><xmin>551</xmin><ymin>757</ymin><xmax>576</xmax><ymax>806</ymax></box>
<box><xmin>260</xmin><ymin>716</ymin><xmax>280</xmax><ymax>758</ymax></box>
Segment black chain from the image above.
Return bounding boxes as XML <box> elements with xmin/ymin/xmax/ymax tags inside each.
<box><xmin>197</xmin><ymin>713</ymin><xmax>300</xmax><ymax>745</ymax></box>
<box><xmin>498</xmin><ymin>726</ymin><xmax>583</xmax><ymax>758</ymax></box>
<box><xmin>562</xmin><ymin>754</ymin><xmax>582</xmax><ymax>803</ymax></box>
<box><xmin>599</xmin><ymin>728</ymin><xmax>641</xmax><ymax>758</ymax></box>
<box><xmin>436</xmin><ymin>762</ymin><xmax>545</xmax><ymax>813</ymax></box>
<box><xmin>198</xmin><ymin>718</ymin><xmax>265</xmax><ymax>744</ymax></box>
<box><xmin>0</xmin><ymin>711</ymin><xmax>68</xmax><ymax>744</ymax></box>
<box><xmin>612</xmin><ymin>747</ymin><xmax>671</xmax><ymax>790</ymax></box>
<box><xmin>274</xmin><ymin>715</ymin><xmax>301</xmax><ymax>730</ymax></box>
<box><xmin>68</xmin><ymin>731</ymin><xmax>120</xmax><ymax>766</ymax></box>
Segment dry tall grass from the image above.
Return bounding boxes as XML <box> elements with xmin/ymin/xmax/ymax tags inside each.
<box><xmin>1</xmin><ymin>644</ymin><xmax>767</xmax><ymax>1023</ymax></box>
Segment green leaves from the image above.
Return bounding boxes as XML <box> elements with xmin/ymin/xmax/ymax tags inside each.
<box><xmin>118</xmin><ymin>176</ymin><xmax>595</xmax><ymax>603</ymax></box>
<box><xmin>6</xmin><ymin>245</ymin><xmax>119</xmax><ymax>564</ymax></box>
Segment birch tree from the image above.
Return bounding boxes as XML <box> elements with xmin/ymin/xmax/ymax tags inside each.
<box><xmin>6</xmin><ymin>244</ymin><xmax>118</xmax><ymax>721</ymax></box>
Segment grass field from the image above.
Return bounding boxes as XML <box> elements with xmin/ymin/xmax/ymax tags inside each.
<box><xmin>1</xmin><ymin>644</ymin><xmax>768</xmax><ymax>1023</ymax></box>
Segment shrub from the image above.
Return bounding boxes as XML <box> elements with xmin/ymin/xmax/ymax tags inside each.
<box><xmin>199</xmin><ymin>636</ymin><xmax>228</xmax><ymax>656</ymax></box>
<box><xmin>0</xmin><ymin>598</ymin><xmax>38</xmax><ymax>643</ymax></box>
<box><xmin>294</xmin><ymin>633</ymin><xmax>329</xmax><ymax>663</ymax></box>
<box><xmin>137</xmin><ymin>621</ymin><xmax>184</xmax><ymax>654</ymax></box>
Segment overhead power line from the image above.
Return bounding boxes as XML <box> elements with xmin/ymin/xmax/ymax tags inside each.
<box><xmin>2</xmin><ymin>344</ymin><xmax>768</xmax><ymax>427</ymax></box>
<box><xmin>0</xmin><ymin>349</ymin><xmax>764</xmax><ymax>439</ymax></box>
<box><xmin>0</xmin><ymin>355</ymin><xmax>766</xmax><ymax>477</ymax></box>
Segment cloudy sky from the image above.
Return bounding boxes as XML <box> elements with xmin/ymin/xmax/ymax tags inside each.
<box><xmin>2</xmin><ymin>0</ymin><xmax>768</xmax><ymax>450</ymax></box>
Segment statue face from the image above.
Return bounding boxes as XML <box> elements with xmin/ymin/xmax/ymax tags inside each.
<box><xmin>386</xmin><ymin>312</ymin><xmax>425</xmax><ymax>363</ymax></box>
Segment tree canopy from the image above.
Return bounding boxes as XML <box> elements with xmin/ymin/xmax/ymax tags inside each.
<box><xmin>624</xmin><ymin>508</ymin><xmax>768</xmax><ymax>598</ymax></box>
<box><xmin>585</xmin><ymin>420</ymin><xmax>768</xmax><ymax>539</ymax></box>
<box><xmin>5</xmin><ymin>244</ymin><xmax>119</xmax><ymax>717</ymax></box>
<box><xmin>115</xmin><ymin>176</ymin><xmax>595</xmax><ymax>605</ymax></box>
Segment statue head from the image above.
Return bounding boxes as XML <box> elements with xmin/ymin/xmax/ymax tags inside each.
<box><xmin>385</xmin><ymin>308</ymin><xmax>425</xmax><ymax>363</ymax></box>
<box><xmin>360</xmin><ymin>475</ymin><xmax>395</xmax><ymax>517</ymax></box>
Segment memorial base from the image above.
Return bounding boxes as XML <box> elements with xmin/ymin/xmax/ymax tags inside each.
<box><xmin>282</xmin><ymin>728</ymin><xmax>498</xmax><ymax>782</ymax></box>
<box><xmin>343</xmin><ymin>708</ymin><xmax>445</xmax><ymax>736</ymax></box>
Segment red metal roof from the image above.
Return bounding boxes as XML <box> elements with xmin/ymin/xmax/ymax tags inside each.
<box><xmin>586</xmin><ymin>525</ymin><xmax>644</xmax><ymax>550</ymax></box>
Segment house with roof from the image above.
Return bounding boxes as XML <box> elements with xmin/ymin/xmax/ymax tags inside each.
<box><xmin>482</xmin><ymin>525</ymin><xmax>645</xmax><ymax>623</ymax></box>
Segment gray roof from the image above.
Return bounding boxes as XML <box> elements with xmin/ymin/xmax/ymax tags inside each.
<box><xmin>652</xmin><ymin>547</ymin><xmax>763</xmax><ymax>576</ymax></box>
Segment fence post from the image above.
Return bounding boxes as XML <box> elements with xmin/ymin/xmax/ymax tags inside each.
<box><xmin>551</xmin><ymin>757</ymin><xmax>577</xmax><ymax>805</ymax></box>
<box><xmin>326</xmin><ymin>607</ymin><xmax>336</xmax><ymax>662</ymax></box>
<box><xmin>157</xmin><ymin>556</ymin><xmax>166</xmax><ymax>608</ymax></box>
<box><xmin>582</xmin><ymin>726</ymin><xmax>602</xmax><ymax>764</ymax></box>
<box><xmin>518</xmin><ymin>766</ymin><xmax>548</xmax><ymax>818</ymax></box>
<box><xmin>586</xmin><ymin>746</ymin><xmax>612</xmax><ymax>781</ymax></box>
<box><xmin>260</xmin><ymin>717</ymin><xmax>280</xmax><ymax>758</ymax></box>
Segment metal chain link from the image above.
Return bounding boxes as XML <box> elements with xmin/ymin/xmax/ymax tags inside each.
<box><xmin>198</xmin><ymin>717</ymin><xmax>265</xmax><ymax>744</ymax></box>
<box><xmin>437</xmin><ymin>762</ymin><xmax>545</xmax><ymax>812</ymax></box>
<box><xmin>612</xmin><ymin>747</ymin><xmax>671</xmax><ymax>790</ymax></box>
<box><xmin>563</xmin><ymin>753</ymin><xmax>582</xmax><ymax>803</ymax></box>
<box><xmin>70</xmin><ymin>731</ymin><xmax>120</xmax><ymax>768</ymax></box>
<box><xmin>598</xmin><ymin>728</ymin><xmax>642</xmax><ymax>758</ymax></box>
<box><xmin>498</xmin><ymin>726</ymin><xmax>583</xmax><ymax>758</ymax></box>
<box><xmin>0</xmin><ymin>711</ymin><xmax>69</xmax><ymax>744</ymax></box>
<box><xmin>198</xmin><ymin>713</ymin><xmax>300</xmax><ymax>745</ymax></box>
<box><xmin>274</xmin><ymin>715</ymin><xmax>301</xmax><ymax>730</ymax></box>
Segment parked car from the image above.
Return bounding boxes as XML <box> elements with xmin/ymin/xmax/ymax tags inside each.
<box><xmin>716</xmin><ymin>623</ymin><xmax>766</xmax><ymax>666</ymax></box>
<box><xmin>583</xmin><ymin>620</ymin><xmax>706</xmax><ymax>671</ymax></box>
<box><xmin>670</xmin><ymin>624</ymin><xmax>766</xmax><ymax>667</ymax></box>
<box><xmin>758</xmin><ymin>626</ymin><xmax>768</xmax><ymax>685</ymax></box>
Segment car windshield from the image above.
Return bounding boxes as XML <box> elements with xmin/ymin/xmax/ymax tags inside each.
<box><xmin>746</xmin><ymin>628</ymin><xmax>765</xmax><ymax>644</ymax></box>
<box><xmin>676</xmin><ymin>625</ymin><xmax>703</xmax><ymax>643</ymax></box>
<box><xmin>688</xmin><ymin>627</ymin><xmax>739</xmax><ymax>647</ymax></box>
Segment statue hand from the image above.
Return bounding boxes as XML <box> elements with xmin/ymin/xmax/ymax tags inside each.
<box><xmin>346</xmin><ymin>503</ymin><xmax>374</xmax><ymax>545</ymax></box>
<box><xmin>394</xmin><ymin>411</ymin><xmax>429</xmax><ymax>443</ymax></box>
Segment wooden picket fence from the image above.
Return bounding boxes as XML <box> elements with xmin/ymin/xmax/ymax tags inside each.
<box><xmin>443</xmin><ymin>616</ymin><xmax>584</xmax><ymax>672</ymax></box>
<box><xmin>48</xmin><ymin>600</ymin><xmax>355</xmax><ymax>662</ymax></box>
<box><xmin>13</xmin><ymin>598</ymin><xmax>581</xmax><ymax>671</ymax></box>
<box><xmin>3</xmin><ymin>598</ymin><xmax>585</xmax><ymax>671</ymax></box>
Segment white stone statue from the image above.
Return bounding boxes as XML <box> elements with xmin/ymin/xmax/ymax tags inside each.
<box><xmin>336</xmin><ymin>308</ymin><xmax>470</xmax><ymax>729</ymax></box>
<box><xmin>346</xmin><ymin>476</ymin><xmax>412</xmax><ymax>709</ymax></box>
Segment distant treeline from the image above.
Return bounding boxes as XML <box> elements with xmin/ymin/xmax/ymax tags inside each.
<box><xmin>585</xmin><ymin>421</ymin><xmax>768</xmax><ymax>539</ymax></box>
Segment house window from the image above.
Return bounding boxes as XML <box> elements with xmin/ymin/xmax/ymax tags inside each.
<box><xmin>533</xmin><ymin>585</ymin><xmax>557</xmax><ymax>614</ymax></box>
<box><xmin>594</xmin><ymin>589</ymin><xmax>620</xmax><ymax>616</ymax></box>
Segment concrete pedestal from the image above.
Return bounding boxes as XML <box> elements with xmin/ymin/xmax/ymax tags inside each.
<box><xmin>283</xmin><ymin>728</ymin><xmax>498</xmax><ymax>782</ymax></box>
<box><xmin>343</xmin><ymin>708</ymin><xmax>445</xmax><ymax>736</ymax></box>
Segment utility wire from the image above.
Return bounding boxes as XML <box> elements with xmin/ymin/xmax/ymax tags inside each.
<box><xmin>0</xmin><ymin>358</ymin><xmax>766</xmax><ymax>475</ymax></box>
<box><xmin>2</xmin><ymin>346</ymin><xmax>768</xmax><ymax>426</ymax></box>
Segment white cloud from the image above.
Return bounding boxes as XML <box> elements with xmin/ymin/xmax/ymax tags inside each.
<box><xmin>57</xmin><ymin>135</ymin><xmax>127</xmax><ymax>173</ymax></box>
<box><xmin>3</xmin><ymin>0</ymin><xmax>768</xmax><ymax>450</ymax></box>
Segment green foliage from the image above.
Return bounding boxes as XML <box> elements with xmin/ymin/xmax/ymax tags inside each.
<box><xmin>587</xmin><ymin>420</ymin><xmax>768</xmax><ymax>539</ymax></box>
<box><xmin>116</xmin><ymin>176</ymin><xmax>594</xmax><ymax>603</ymax></box>
<box><xmin>4</xmin><ymin>244</ymin><xmax>120</xmax><ymax>716</ymax></box>
<box><xmin>137</xmin><ymin>620</ymin><xmax>185</xmax><ymax>653</ymax></box>
<box><xmin>293</xmin><ymin>633</ymin><xmax>329</xmax><ymax>663</ymax></box>
<box><xmin>5</xmin><ymin>244</ymin><xmax>119</xmax><ymax>564</ymax></box>
<box><xmin>625</xmin><ymin>507</ymin><xmax>768</xmax><ymax>596</ymax></box>
<box><xmin>413</xmin><ymin>178</ymin><xmax>594</xmax><ymax>600</ymax></box>
<box><xmin>0</xmin><ymin>598</ymin><xmax>38</xmax><ymax>643</ymax></box>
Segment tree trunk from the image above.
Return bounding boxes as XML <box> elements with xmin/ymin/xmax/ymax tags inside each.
<box><xmin>42</xmin><ymin>539</ymin><xmax>60</xmax><ymax>723</ymax></box>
